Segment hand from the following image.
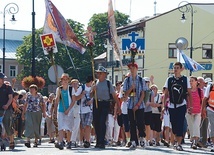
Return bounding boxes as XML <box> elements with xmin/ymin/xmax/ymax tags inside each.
<box><xmin>201</xmin><ymin>108</ymin><xmax>207</xmax><ymax>118</ymax></box>
<box><xmin>187</xmin><ymin>107</ymin><xmax>192</xmax><ymax>114</ymax></box>
<box><xmin>133</xmin><ymin>105</ymin><xmax>139</xmax><ymax>112</ymax></box>
<box><xmin>117</xmin><ymin>108</ymin><xmax>122</xmax><ymax>115</ymax></box>
<box><xmin>2</xmin><ymin>105</ymin><xmax>8</xmax><ymax>110</ymax></box>
<box><xmin>42</xmin><ymin>113</ymin><xmax>46</xmax><ymax>118</ymax></box>
<box><xmin>64</xmin><ymin>109</ymin><xmax>69</xmax><ymax>115</ymax></box>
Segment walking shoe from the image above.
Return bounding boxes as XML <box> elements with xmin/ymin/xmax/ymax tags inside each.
<box><xmin>111</xmin><ymin>141</ymin><xmax>117</xmax><ymax>147</ymax></box>
<box><xmin>149</xmin><ymin>141</ymin><xmax>153</xmax><ymax>146</ymax></box>
<box><xmin>156</xmin><ymin>142</ymin><xmax>160</xmax><ymax>146</ymax></box>
<box><xmin>24</xmin><ymin>141</ymin><xmax>31</xmax><ymax>148</ymax></box>
<box><xmin>139</xmin><ymin>137</ymin><xmax>146</xmax><ymax>147</ymax></box>
<box><xmin>99</xmin><ymin>144</ymin><xmax>105</xmax><ymax>149</ymax></box>
<box><xmin>55</xmin><ymin>142</ymin><xmax>59</xmax><ymax>148</ymax></box>
<box><xmin>33</xmin><ymin>142</ymin><xmax>38</xmax><ymax>147</ymax></box>
<box><xmin>70</xmin><ymin>141</ymin><xmax>77</xmax><ymax>148</ymax></box>
<box><xmin>66</xmin><ymin>141</ymin><xmax>71</xmax><ymax>149</ymax></box>
<box><xmin>83</xmin><ymin>141</ymin><xmax>90</xmax><ymax>148</ymax></box>
<box><xmin>37</xmin><ymin>139</ymin><xmax>41</xmax><ymax>145</ymax></box>
<box><xmin>192</xmin><ymin>143</ymin><xmax>197</xmax><ymax>150</ymax></box>
<box><xmin>125</xmin><ymin>141</ymin><xmax>132</xmax><ymax>147</ymax></box>
<box><xmin>152</xmin><ymin>139</ymin><xmax>156</xmax><ymax>146</ymax></box>
<box><xmin>129</xmin><ymin>141</ymin><xmax>136</xmax><ymax>149</ymax></box>
<box><xmin>58</xmin><ymin>142</ymin><xmax>64</xmax><ymax>150</ymax></box>
<box><xmin>176</xmin><ymin>145</ymin><xmax>184</xmax><ymax>151</ymax></box>
<box><xmin>49</xmin><ymin>139</ymin><xmax>55</xmax><ymax>143</ymax></box>
<box><xmin>211</xmin><ymin>145</ymin><xmax>214</xmax><ymax>152</ymax></box>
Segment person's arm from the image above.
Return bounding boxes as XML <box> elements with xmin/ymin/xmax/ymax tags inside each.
<box><xmin>64</xmin><ymin>95</ymin><xmax>76</xmax><ymax>115</ymax></box>
<box><xmin>2</xmin><ymin>94</ymin><xmax>13</xmax><ymax>110</ymax></box>
<box><xmin>53</xmin><ymin>88</ymin><xmax>60</xmax><ymax>118</ymax></box>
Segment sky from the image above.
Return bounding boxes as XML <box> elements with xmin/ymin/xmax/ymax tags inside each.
<box><xmin>0</xmin><ymin>0</ymin><xmax>214</xmax><ymax>31</ymax></box>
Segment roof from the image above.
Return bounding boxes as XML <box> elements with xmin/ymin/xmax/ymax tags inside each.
<box><xmin>94</xmin><ymin>52</ymin><xmax>106</xmax><ymax>60</ymax></box>
<box><xmin>0</xmin><ymin>39</ymin><xmax>23</xmax><ymax>59</ymax></box>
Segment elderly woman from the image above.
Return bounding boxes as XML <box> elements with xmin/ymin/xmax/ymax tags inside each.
<box><xmin>22</xmin><ymin>84</ymin><xmax>46</xmax><ymax>148</ymax></box>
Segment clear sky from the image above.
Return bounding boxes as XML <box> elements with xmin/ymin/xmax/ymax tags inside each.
<box><xmin>0</xmin><ymin>0</ymin><xmax>214</xmax><ymax>31</ymax></box>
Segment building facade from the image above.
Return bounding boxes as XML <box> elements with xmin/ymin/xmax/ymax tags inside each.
<box><xmin>105</xmin><ymin>3</ymin><xmax>214</xmax><ymax>88</ymax></box>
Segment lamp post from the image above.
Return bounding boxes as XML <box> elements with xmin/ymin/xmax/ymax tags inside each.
<box><xmin>2</xmin><ymin>3</ymin><xmax>19</xmax><ymax>74</ymax></box>
<box><xmin>178</xmin><ymin>1</ymin><xmax>194</xmax><ymax>75</ymax></box>
<box><xmin>32</xmin><ymin>0</ymin><xmax>36</xmax><ymax>77</ymax></box>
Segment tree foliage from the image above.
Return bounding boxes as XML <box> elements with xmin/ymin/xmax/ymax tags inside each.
<box><xmin>16</xmin><ymin>11</ymin><xmax>130</xmax><ymax>95</ymax></box>
<box><xmin>88</xmin><ymin>10</ymin><xmax>131</xmax><ymax>57</ymax></box>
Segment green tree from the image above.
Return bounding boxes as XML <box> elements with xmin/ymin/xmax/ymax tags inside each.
<box><xmin>87</xmin><ymin>10</ymin><xmax>131</xmax><ymax>57</ymax></box>
<box><xmin>16</xmin><ymin>19</ymin><xmax>91</xmax><ymax>94</ymax></box>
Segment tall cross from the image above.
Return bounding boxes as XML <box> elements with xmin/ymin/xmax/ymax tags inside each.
<box><xmin>84</xmin><ymin>26</ymin><xmax>97</xmax><ymax>45</ymax></box>
<box><xmin>128</xmin><ymin>31</ymin><xmax>139</xmax><ymax>42</ymax></box>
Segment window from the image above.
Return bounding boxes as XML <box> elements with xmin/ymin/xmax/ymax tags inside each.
<box><xmin>115</xmin><ymin>75</ymin><xmax>118</xmax><ymax>84</ymax></box>
<box><xmin>202</xmin><ymin>73</ymin><xmax>212</xmax><ymax>80</ymax></box>
<box><xmin>138</xmin><ymin>72</ymin><xmax>142</xmax><ymax>77</ymax></box>
<box><xmin>109</xmin><ymin>49</ymin><xmax>113</xmax><ymax>61</ymax></box>
<box><xmin>202</xmin><ymin>44</ymin><xmax>212</xmax><ymax>59</ymax></box>
<box><xmin>168</xmin><ymin>43</ymin><xmax>177</xmax><ymax>58</ymax></box>
<box><xmin>0</xmin><ymin>65</ymin><xmax>2</xmax><ymax>73</ymax></box>
<box><xmin>9</xmin><ymin>65</ymin><xmax>17</xmax><ymax>77</ymax></box>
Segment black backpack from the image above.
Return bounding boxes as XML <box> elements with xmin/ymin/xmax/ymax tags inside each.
<box><xmin>168</xmin><ymin>76</ymin><xmax>187</xmax><ymax>107</ymax></box>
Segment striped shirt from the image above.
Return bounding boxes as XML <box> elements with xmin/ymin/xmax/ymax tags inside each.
<box><xmin>123</xmin><ymin>75</ymin><xmax>147</xmax><ymax>109</ymax></box>
<box><xmin>191</xmin><ymin>89</ymin><xmax>203</xmax><ymax>114</ymax></box>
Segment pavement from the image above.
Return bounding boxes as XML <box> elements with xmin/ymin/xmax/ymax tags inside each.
<box><xmin>14</xmin><ymin>136</ymin><xmax>50</xmax><ymax>144</ymax></box>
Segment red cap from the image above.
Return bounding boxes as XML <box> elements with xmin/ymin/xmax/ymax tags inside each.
<box><xmin>127</xmin><ymin>63</ymin><xmax>138</xmax><ymax>69</ymax></box>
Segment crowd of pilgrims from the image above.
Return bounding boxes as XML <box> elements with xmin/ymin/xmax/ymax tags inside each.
<box><xmin>1</xmin><ymin>64</ymin><xmax>214</xmax><ymax>153</ymax></box>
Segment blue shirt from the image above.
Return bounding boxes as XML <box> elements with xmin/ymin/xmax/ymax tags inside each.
<box><xmin>58</xmin><ymin>89</ymin><xmax>70</xmax><ymax>112</ymax></box>
<box><xmin>123</xmin><ymin>76</ymin><xmax>147</xmax><ymax>109</ymax></box>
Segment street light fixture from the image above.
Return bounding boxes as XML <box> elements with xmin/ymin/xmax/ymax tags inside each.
<box><xmin>2</xmin><ymin>3</ymin><xmax>19</xmax><ymax>74</ymax></box>
<box><xmin>178</xmin><ymin>1</ymin><xmax>195</xmax><ymax>75</ymax></box>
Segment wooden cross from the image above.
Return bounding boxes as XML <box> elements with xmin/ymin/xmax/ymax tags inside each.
<box><xmin>84</xmin><ymin>26</ymin><xmax>97</xmax><ymax>45</ymax></box>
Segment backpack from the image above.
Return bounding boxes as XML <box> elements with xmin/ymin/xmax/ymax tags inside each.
<box><xmin>126</xmin><ymin>76</ymin><xmax>149</xmax><ymax>103</ymax></box>
<box><xmin>168</xmin><ymin>76</ymin><xmax>187</xmax><ymax>107</ymax></box>
<box><xmin>208</xmin><ymin>84</ymin><xmax>214</xmax><ymax>107</ymax></box>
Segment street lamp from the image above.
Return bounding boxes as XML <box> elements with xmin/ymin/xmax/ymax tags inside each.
<box><xmin>2</xmin><ymin>3</ymin><xmax>19</xmax><ymax>74</ymax></box>
<box><xmin>32</xmin><ymin>0</ymin><xmax>36</xmax><ymax>77</ymax></box>
<box><xmin>178</xmin><ymin>1</ymin><xmax>195</xmax><ymax>75</ymax></box>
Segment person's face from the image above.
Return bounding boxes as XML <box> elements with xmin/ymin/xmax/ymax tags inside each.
<box><xmin>151</xmin><ymin>86</ymin><xmax>158</xmax><ymax>93</ymax></box>
<box><xmin>190</xmin><ymin>78</ymin><xmax>197</xmax><ymax>88</ymax></box>
<box><xmin>198</xmin><ymin>79</ymin><xmax>205</xmax><ymax>88</ymax></box>
<box><xmin>61</xmin><ymin>77</ymin><xmax>69</xmax><ymax>85</ymax></box>
<box><xmin>129</xmin><ymin>66</ymin><xmax>137</xmax><ymax>74</ymax></box>
<box><xmin>173</xmin><ymin>65</ymin><xmax>182</xmax><ymax>74</ymax></box>
<box><xmin>0</xmin><ymin>78</ymin><xmax>4</xmax><ymax>85</ymax></box>
<box><xmin>96</xmin><ymin>72</ymin><xmax>106</xmax><ymax>79</ymax></box>
<box><xmin>29</xmin><ymin>87</ymin><xmax>37</xmax><ymax>94</ymax></box>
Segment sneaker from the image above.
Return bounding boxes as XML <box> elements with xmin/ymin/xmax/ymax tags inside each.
<box><xmin>70</xmin><ymin>141</ymin><xmax>77</xmax><ymax>148</ymax></box>
<box><xmin>111</xmin><ymin>141</ymin><xmax>117</xmax><ymax>147</ymax></box>
<box><xmin>49</xmin><ymin>139</ymin><xmax>55</xmax><ymax>143</ymax></box>
<box><xmin>192</xmin><ymin>143</ymin><xmax>197</xmax><ymax>150</ymax></box>
<box><xmin>24</xmin><ymin>142</ymin><xmax>31</xmax><ymax>148</ymax></box>
<box><xmin>149</xmin><ymin>141</ymin><xmax>153</xmax><ymax>146</ymax></box>
<box><xmin>152</xmin><ymin>139</ymin><xmax>156</xmax><ymax>146</ymax></box>
<box><xmin>58</xmin><ymin>142</ymin><xmax>64</xmax><ymax>150</ymax></box>
<box><xmin>156</xmin><ymin>142</ymin><xmax>160</xmax><ymax>146</ymax></box>
<box><xmin>139</xmin><ymin>137</ymin><xmax>146</xmax><ymax>147</ymax></box>
<box><xmin>37</xmin><ymin>139</ymin><xmax>41</xmax><ymax>145</ymax></box>
<box><xmin>129</xmin><ymin>141</ymin><xmax>136</xmax><ymax>149</ymax></box>
<box><xmin>120</xmin><ymin>141</ymin><xmax>126</xmax><ymax>147</ymax></box>
<box><xmin>66</xmin><ymin>142</ymin><xmax>71</xmax><ymax>149</ymax></box>
<box><xmin>83</xmin><ymin>141</ymin><xmax>90</xmax><ymax>148</ymax></box>
<box><xmin>125</xmin><ymin>141</ymin><xmax>132</xmax><ymax>147</ymax></box>
<box><xmin>33</xmin><ymin>142</ymin><xmax>38</xmax><ymax>147</ymax></box>
<box><xmin>211</xmin><ymin>146</ymin><xmax>214</xmax><ymax>152</ymax></box>
<box><xmin>176</xmin><ymin>145</ymin><xmax>184</xmax><ymax>151</ymax></box>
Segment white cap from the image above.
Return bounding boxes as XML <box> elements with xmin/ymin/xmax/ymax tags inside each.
<box><xmin>204</xmin><ymin>77</ymin><xmax>212</xmax><ymax>83</ymax></box>
<box><xmin>143</xmin><ymin>77</ymin><xmax>150</xmax><ymax>82</ymax></box>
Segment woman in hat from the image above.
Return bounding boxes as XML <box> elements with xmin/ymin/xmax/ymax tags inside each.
<box><xmin>22</xmin><ymin>84</ymin><xmax>46</xmax><ymax>148</ymax></box>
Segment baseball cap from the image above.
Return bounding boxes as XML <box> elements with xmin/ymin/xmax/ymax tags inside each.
<box><xmin>0</xmin><ymin>73</ymin><xmax>7</xmax><ymax>79</ymax></box>
<box><xmin>127</xmin><ymin>62</ymin><xmax>138</xmax><ymax>69</ymax></box>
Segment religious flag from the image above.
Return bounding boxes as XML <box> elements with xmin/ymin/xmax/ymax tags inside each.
<box><xmin>108</xmin><ymin>0</ymin><xmax>123</xmax><ymax>68</ymax></box>
<box><xmin>179</xmin><ymin>50</ymin><xmax>205</xmax><ymax>72</ymax></box>
<box><xmin>43</xmin><ymin>0</ymin><xmax>85</xmax><ymax>54</ymax></box>
<box><xmin>40</xmin><ymin>33</ymin><xmax>58</xmax><ymax>55</ymax></box>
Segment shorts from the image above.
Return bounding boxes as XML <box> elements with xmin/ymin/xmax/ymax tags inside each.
<box><xmin>122</xmin><ymin>114</ymin><xmax>130</xmax><ymax>132</ymax></box>
<box><xmin>117</xmin><ymin>114</ymin><xmax>123</xmax><ymax>127</ymax></box>
<box><xmin>80</xmin><ymin>112</ymin><xmax>93</xmax><ymax>128</ymax></box>
<box><xmin>0</xmin><ymin>109</ymin><xmax>14</xmax><ymax>136</ymax></box>
<box><xmin>144</xmin><ymin>111</ymin><xmax>152</xmax><ymax>126</ymax></box>
<box><xmin>151</xmin><ymin>113</ymin><xmax>162</xmax><ymax>132</ymax></box>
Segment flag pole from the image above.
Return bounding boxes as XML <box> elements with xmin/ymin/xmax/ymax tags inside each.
<box><xmin>64</xmin><ymin>45</ymin><xmax>80</xmax><ymax>80</ymax></box>
<box><xmin>84</xmin><ymin>26</ymin><xmax>98</xmax><ymax>109</ymax></box>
